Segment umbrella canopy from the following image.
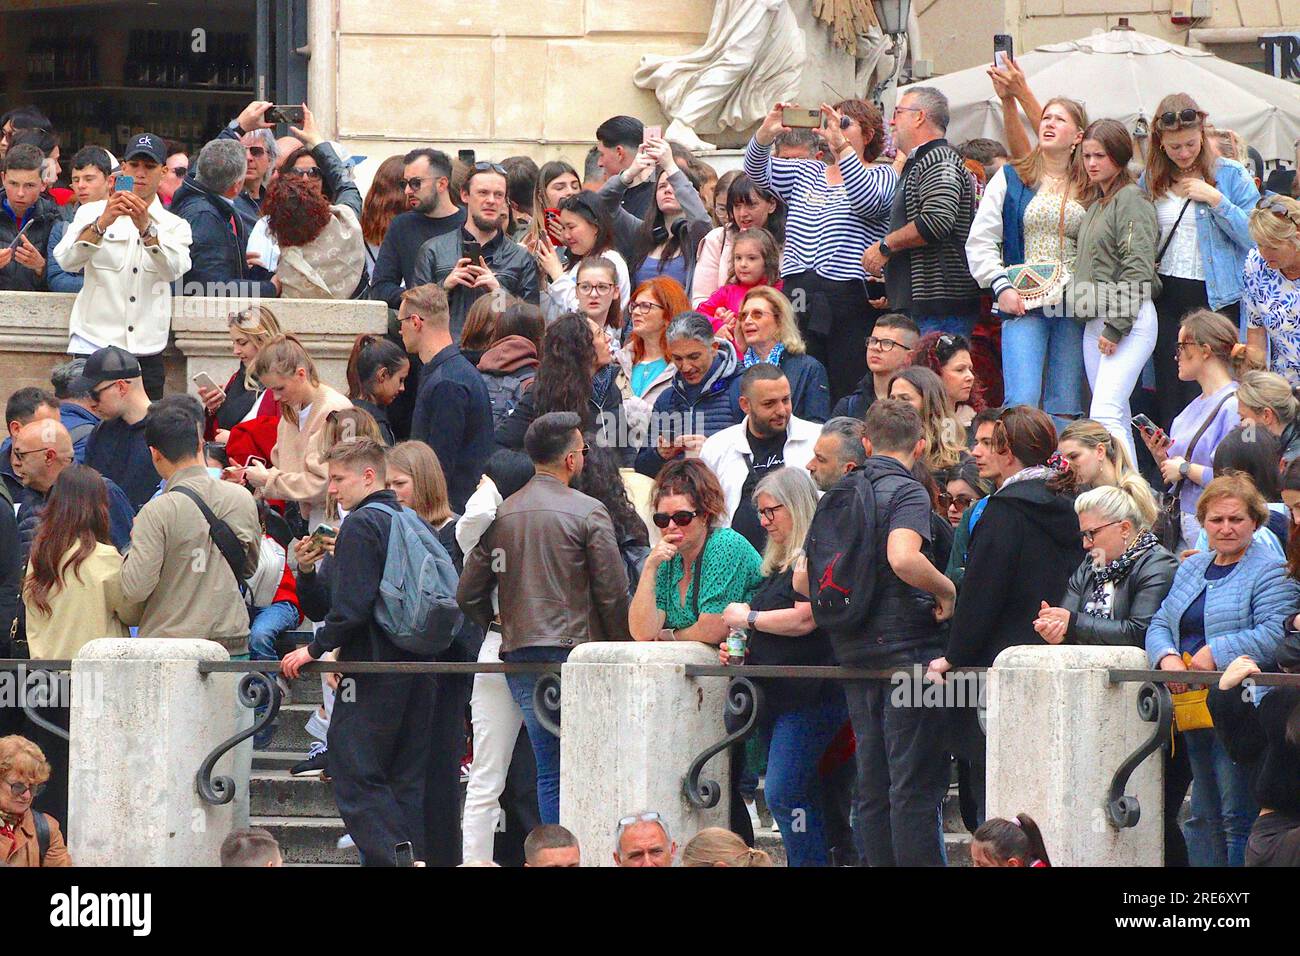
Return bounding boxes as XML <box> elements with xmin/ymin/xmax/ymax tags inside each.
<box><xmin>901</xmin><ymin>28</ymin><xmax>1300</xmax><ymax>163</ymax></box>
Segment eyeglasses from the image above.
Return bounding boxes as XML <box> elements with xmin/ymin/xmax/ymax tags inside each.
<box><xmin>168</xmin><ymin>165</ymin><xmax>188</xmax><ymax>177</ymax></box>
<box><xmin>867</xmin><ymin>336</ymin><xmax>908</xmax><ymax>352</ymax></box>
<box><xmin>1080</xmin><ymin>520</ymin><xmax>1123</xmax><ymax>544</ymax></box>
<box><xmin>756</xmin><ymin>503</ymin><xmax>786</xmax><ymax>522</ymax></box>
<box><xmin>652</xmin><ymin>509</ymin><xmax>698</xmax><ymax>529</ymax></box>
<box><xmin>577</xmin><ymin>282</ymin><xmax>615</xmax><ymax>296</ymax></box>
<box><xmin>629</xmin><ymin>301</ymin><xmax>663</xmax><ymax>315</ymax></box>
<box><xmin>1173</xmin><ymin>341</ymin><xmax>1203</xmax><ymax>358</ymax></box>
<box><xmin>1256</xmin><ymin>197</ymin><xmax>1300</xmax><ymax>226</ymax></box>
<box><xmin>938</xmin><ymin>492</ymin><xmax>974</xmax><ymax>511</ymax></box>
<box><xmin>246</xmin><ymin>146</ymin><xmax>267</xmax><ymax>158</ymax></box>
<box><xmin>285</xmin><ymin>167</ymin><xmax>322</xmax><ymax>179</ymax></box>
<box><xmin>4</xmin><ymin>779</ymin><xmax>45</xmax><ymax>799</ymax></box>
<box><xmin>1156</xmin><ymin>108</ymin><xmax>1202</xmax><ymax>131</ymax></box>
<box><xmin>473</xmin><ymin>162</ymin><xmax>508</xmax><ymax>174</ymax></box>
<box><xmin>398</xmin><ymin>177</ymin><xmax>425</xmax><ymax>191</ymax></box>
<box><xmin>11</xmin><ymin>446</ymin><xmax>52</xmax><ymax>461</ymax></box>
<box><xmin>90</xmin><ymin>381</ymin><xmax>120</xmax><ymax>400</ymax></box>
<box><xmin>892</xmin><ymin>106</ymin><xmax>923</xmax><ymax>118</ymax></box>
<box><xmin>740</xmin><ymin>309</ymin><xmax>774</xmax><ymax>320</ymax></box>
<box><xmin>568</xmin><ymin>443</ymin><xmax>591</xmax><ymax>458</ymax></box>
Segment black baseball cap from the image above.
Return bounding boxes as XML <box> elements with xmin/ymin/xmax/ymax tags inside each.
<box><xmin>71</xmin><ymin>346</ymin><xmax>143</xmax><ymax>393</ymax></box>
<box><xmin>123</xmin><ymin>132</ymin><xmax>166</xmax><ymax>165</ymax></box>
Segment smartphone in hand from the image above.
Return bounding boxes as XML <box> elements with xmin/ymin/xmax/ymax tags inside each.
<box><xmin>994</xmin><ymin>34</ymin><xmax>1014</xmax><ymax>68</ymax></box>
<box><xmin>461</xmin><ymin>238</ymin><xmax>483</xmax><ymax>264</ymax></box>
<box><xmin>114</xmin><ymin>175</ymin><xmax>135</xmax><ymax>193</ymax></box>
<box><xmin>395</xmin><ymin>841</ymin><xmax>414</xmax><ymax>867</ymax></box>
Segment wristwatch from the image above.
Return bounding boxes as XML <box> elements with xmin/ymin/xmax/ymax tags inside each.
<box><xmin>1178</xmin><ymin>459</ymin><xmax>1191</xmax><ymax>478</ymax></box>
<box><xmin>747</xmin><ymin>609</ymin><xmax>759</xmax><ymax>629</ymax></box>
<box><xmin>878</xmin><ymin>238</ymin><xmax>893</xmax><ymax>258</ymax></box>
<box><xmin>139</xmin><ymin>223</ymin><xmax>158</xmax><ymax>241</ymax></box>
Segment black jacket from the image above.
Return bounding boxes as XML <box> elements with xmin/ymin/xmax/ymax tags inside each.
<box><xmin>410</xmin><ymin>345</ymin><xmax>495</xmax><ymax>513</ymax></box>
<box><xmin>1208</xmin><ymin>686</ymin><xmax>1300</xmax><ymax>816</ymax></box>
<box><xmin>1061</xmin><ymin>546</ymin><xmax>1178</xmax><ymax>647</ymax></box>
<box><xmin>303</xmin><ymin>489</ymin><xmax>430</xmax><ymax>662</ymax></box>
<box><xmin>849</xmin><ymin>455</ymin><xmax>945</xmax><ymax>667</ymax></box>
<box><xmin>947</xmin><ymin>477</ymin><xmax>1081</xmax><ymax>667</ymax></box>
<box><xmin>494</xmin><ymin>365</ymin><xmax>631</xmax><ymax>464</ymax></box>
<box><xmin>0</xmin><ymin>195</ymin><xmax>62</xmax><ymax>291</ymax></box>
<box><xmin>170</xmin><ymin>176</ymin><xmax>276</xmax><ymax>298</ymax></box>
<box><xmin>366</xmin><ymin>208</ymin><xmax>467</xmax><ymax>309</ymax></box>
<box><xmin>0</xmin><ymin>485</ymin><xmax>18</xmax><ymax>646</ymax></box>
<box><xmin>831</xmin><ymin>373</ymin><xmax>877</xmax><ymax>420</ymax></box>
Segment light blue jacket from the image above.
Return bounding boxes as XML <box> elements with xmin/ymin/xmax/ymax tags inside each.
<box><xmin>1141</xmin><ymin>157</ymin><xmax>1260</xmax><ymax>312</ymax></box>
<box><xmin>45</xmin><ymin>217</ymin><xmax>84</xmax><ymax>293</ymax></box>
<box><xmin>1145</xmin><ymin>542</ymin><xmax>1299</xmax><ymax>670</ymax></box>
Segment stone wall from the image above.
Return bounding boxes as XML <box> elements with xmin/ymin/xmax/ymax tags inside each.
<box><xmin>0</xmin><ymin>292</ymin><xmax>388</xmax><ymax>401</ymax></box>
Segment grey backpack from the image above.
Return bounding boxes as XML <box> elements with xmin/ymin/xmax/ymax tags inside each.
<box><xmin>361</xmin><ymin>502</ymin><xmax>460</xmax><ymax>657</ymax></box>
<box><xmin>483</xmin><ymin>368</ymin><xmax>536</xmax><ymax>430</ymax></box>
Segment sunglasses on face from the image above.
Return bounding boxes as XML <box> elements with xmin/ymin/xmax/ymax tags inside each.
<box><xmin>652</xmin><ymin>509</ymin><xmax>698</xmax><ymax>529</ymax></box>
<box><xmin>5</xmin><ymin>779</ymin><xmax>45</xmax><ymax>798</ymax></box>
<box><xmin>938</xmin><ymin>492</ymin><xmax>974</xmax><ymax>511</ymax></box>
<box><xmin>286</xmin><ymin>167</ymin><xmax>322</xmax><ymax>179</ymax></box>
<box><xmin>246</xmin><ymin>146</ymin><xmax>267</xmax><ymax>158</ymax></box>
<box><xmin>1156</xmin><ymin>108</ymin><xmax>1201</xmax><ymax>131</ymax></box>
<box><xmin>168</xmin><ymin>165</ymin><xmax>188</xmax><ymax>177</ymax></box>
<box><xmin>399</xmin><ymin>178</ymin><xmax>425</xmax><ymax>191</ymax></box>
<box><xmin>90</xmin><ymin>381</ymin><xmax>119</xmax><ymax>400</ymax></box>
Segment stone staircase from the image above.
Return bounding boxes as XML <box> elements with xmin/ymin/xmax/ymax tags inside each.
<box><xmin>252</xmin><ymin>670</ymin><xmax>976</xmax><ymax>867</ymax></box>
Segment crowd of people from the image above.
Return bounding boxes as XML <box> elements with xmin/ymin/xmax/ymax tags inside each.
<box><xmin>3</xmin><ymin>50</ymin><xmax>1300</xmax><ymax>868</ymax></box>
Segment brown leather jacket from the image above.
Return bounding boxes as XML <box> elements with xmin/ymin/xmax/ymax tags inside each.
<box><xmin>3</xmin><ymin>809</ymin><xmax>72</xmax><ymax>867</ymax></box>
<box><xmin>457</xmin><ymin>474</ymin><xmax>631</xmax><ymax>651</ymax></box>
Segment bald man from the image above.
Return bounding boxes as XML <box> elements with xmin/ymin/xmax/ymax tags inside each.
<box><xmin>13</xmin><ymin>419</ymin><xmax>134</xmax><ymax>562</ymax></box>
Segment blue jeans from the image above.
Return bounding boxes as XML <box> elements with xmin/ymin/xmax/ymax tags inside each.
<box><xmin>247</xmin><ymin>601</ymin><xmax>301</xmax><ymax>661</ymax></box>
<box><xmin>758</xmin><ymin>693</ymin><xmax>848</xmax><ymax>868</ymax></box>
<box><xmin>914</xmin><ymin>314</ymin><xmax>977</xmax><ymax>342</ymax></box>
<box><xmin>1001</xmin><ymin>308</ymin><xmax>1085</xmax><ymax>425</ymax></box>
<box><xmin>501</xmin><ymin>646</ymin><xmax>571</xmax><ymax>825</ymax></box>
<box><xmin>1182</xmin><ymin>728</ymin><xmax>1258</xmax><ymax>867</ymax></box>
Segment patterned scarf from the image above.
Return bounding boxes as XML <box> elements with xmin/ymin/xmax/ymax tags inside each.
<box><xmin>1089</xmin><ymin>529</ymin><xmax>1159</xmax><ymax>612</ymax></box>
<box><xmin>742</xmin><ymin>342</ymin><xmax>785</xmax><ymax>370</ymax></box>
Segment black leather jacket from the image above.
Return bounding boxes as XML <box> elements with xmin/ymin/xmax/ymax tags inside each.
<box><xmin>1061</xmin><ymin>545</ymin><xmax>1178</xmax><ymax>647</ymax></box>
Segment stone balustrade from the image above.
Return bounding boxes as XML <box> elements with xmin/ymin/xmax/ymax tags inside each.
<box><xmin>0</xmin><ymin>291</ymin><xmax>388</xmax><ymax>397</ymax></box>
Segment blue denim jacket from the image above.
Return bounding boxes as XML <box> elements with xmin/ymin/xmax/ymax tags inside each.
<box><xmin>1141</xmin><ymin>158</ymin><xmax>1259</xmax><ymax>311</ymax></box>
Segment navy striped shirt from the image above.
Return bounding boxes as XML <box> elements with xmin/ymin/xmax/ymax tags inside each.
<box><xmin>745</xmin><ymin>138</ymin><xmax>897</xmax><ymax>282</ymax></box>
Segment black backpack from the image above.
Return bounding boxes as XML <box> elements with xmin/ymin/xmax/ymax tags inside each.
<box><xmin>803</xmin><ymin>468</ymin><xmax>879</xmax><ymax>636</ymax></box>
<box><xmin>484</xmin><ymin>369</ymin><xmax>536</xmax><ymax>430</ymax></box>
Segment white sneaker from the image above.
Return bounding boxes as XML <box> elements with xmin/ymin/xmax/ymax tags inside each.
<box><xmin>337</xmin><ymin>833</ymin><xmax>356</xmax><ymax>850</ymax></box>
<box><xmin>745</xmin><ymin>799</ymin><xmax>761</xmax><ymax>832</ymax></box>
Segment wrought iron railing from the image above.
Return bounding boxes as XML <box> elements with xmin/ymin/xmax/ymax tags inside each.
<box><xmin>0</xmin><ymin>660</ymin><xmax>73</xmax><ymax>742</ymax></box>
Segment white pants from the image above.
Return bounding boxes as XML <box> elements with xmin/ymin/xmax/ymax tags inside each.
<box><xmin>1083</xmin><ymin>300</ymin><xmax>1157</xmax><ymax>466</ymax></box>
<box><xmin>461</xmin><ymin>628</ymin><xmax>524</xmax><ymax>864</ymax></box>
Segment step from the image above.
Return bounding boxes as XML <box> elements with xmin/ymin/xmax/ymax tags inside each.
<box><xmin>267</xmin><ymin>703</ymin><xmax>322</xmax><ymax>753</ymax></box>
<box><xmin>250</xmin><ymin>816</ymin><xmax>360</xmax><ymax>866</ymax></box>
<box><xmin>251</xmin><ymin>769</ymin><xmax>338</xmax><ymax>818</ymax></box>
<box><xmin>252</xmin><ymin>749</ymin><xmax>307</xmax><ymax>771</ymax></box>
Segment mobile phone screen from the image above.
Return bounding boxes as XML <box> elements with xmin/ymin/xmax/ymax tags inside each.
<box><xmin>115</xmin><ymin>175</ymin><xmax>135</xmax><ymax>193</ymax></box>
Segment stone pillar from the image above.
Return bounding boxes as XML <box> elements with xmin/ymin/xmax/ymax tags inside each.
<box><xmin>559</xmin><ymin>642</ymin><xmax>731</xmax><ymax>867</ymax></box>
<box><xmin>67</xmin><ymin>639</ymin><xmax>247</xmax><ymax>867</ymax></box>
<box><xmin>986</xmin><ymin>645</ymin><xmax>1163</xmax><ymax>867</ymax></box>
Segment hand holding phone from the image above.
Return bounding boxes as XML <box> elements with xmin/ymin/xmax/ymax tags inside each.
<box><xmin>781</xmin><ymin>106</ymin><xmax>821</xmax><ymax>129</ymax></box>
<box><xmin>266</xmin><ymin>105</ymin><xmax>305</xmax><ymax>126</ymax></box>
<box><xmin>114</xmin><ymin>175</ymin><xmax>135</xmax><ymax>193</ymax></box>
<box><xmin>994</xmin><ymin>34</ymin><xmax>1014</xmax><ymax>69</ymax></box>
<box><xmin>395</xmin><ymin>842</ymin><xmax>415</xmax><ymax>867</ymax></box>
<box><xmin>6</xmin><ymin>219</ymin><xmax>32</xmax><ymax>251</ymax></box>
<box><xmin>461</xmin><ymin>239</ymin><xmax>483</xmax><ymax>265</ymax></box>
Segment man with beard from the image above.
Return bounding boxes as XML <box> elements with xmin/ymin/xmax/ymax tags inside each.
<box><xmin>368</xmin><ymin>148</ymin><xmax>467</xmax><ymax>310</ymax></box>
<box><xmin>412</xmin><ymin>162</ymin><xmax>539</xmax><ymax>340</ymax></box>
<box><xmin>806</xmin><ymin>416</ymin><xmax>867</xmax><ymax>492</ymax></box>
<box><xmin>699</xmin><ymin>363</ymin><xmax>819</xmax><ymax>551</ymax></box>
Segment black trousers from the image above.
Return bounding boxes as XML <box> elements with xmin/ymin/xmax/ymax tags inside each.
<box><xmin>784</xmin><ymin>271</ymin><xmax>882</xmax><ymax>404</ymax></box>
<box><xmin>328</xmin><ymin>672</ymin><xmax>435</xmax><ymax>866</ymax></box>
<box><xmin>1152</xmin><ymin>276</ymin><xmax>1239</xmax><ymax>430</ymax></box>
<box><xmin>493</xmin><ymin>728</ymin><xmax>541</xmax><ymax>867</ymax></box>
<box><xmin>422</xmin><ymin>673</ymin><xmax>470</xmax><ymax>867</ymax></box>
<box><xmin>1164</xmin><ymin>737</ymin><xmax>1194</xmax><ymax>867</ymax></box>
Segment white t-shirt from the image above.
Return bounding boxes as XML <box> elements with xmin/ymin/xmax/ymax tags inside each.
<box><xmin>1155</xmin><ymin>193</ymin><xmax>1203</xmax><ymax>280</ymax></box>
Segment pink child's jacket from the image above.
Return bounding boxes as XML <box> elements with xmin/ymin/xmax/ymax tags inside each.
<box><xmin>699</xmin><ymin>278</ymin><xmax>785</xmax><ymax>331</ymax></box>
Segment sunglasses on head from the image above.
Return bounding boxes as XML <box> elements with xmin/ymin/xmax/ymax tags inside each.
<box><xmin>1257</xmin><ymin>197</ymin><xmax>1300</xmax><ymax>226</ymax></box>
<box><xmin>652</xmin><ymin>509</ymin><xmax>698</xmax><ymax>529</ymax></box>
<box><xmin>1156</xmin><ymin>108</ymin><xmax>1201</xmax><ymax>131</ymax></box>
<box><xmin>473</xmin><ymin>161</ymin><xmax>507</xmax><ymax>174</ymax></box>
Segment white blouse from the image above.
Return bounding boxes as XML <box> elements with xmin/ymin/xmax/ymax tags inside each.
<box><xmin>1155</xmin><ymin>193</ymin><xmax>1203</xmax><ymax>281</ymax></box>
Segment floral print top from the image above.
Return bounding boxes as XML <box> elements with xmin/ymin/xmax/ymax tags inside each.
<box><xmin>1243</xmin><ymin>248</ymin><xmax>1300</xmax><ymax>386</ymax></box>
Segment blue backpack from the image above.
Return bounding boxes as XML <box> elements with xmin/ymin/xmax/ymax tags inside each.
<box><xmin>361</xmin><ymin>502</ymin><xmax>460</xmax><ymax>657</ymax></box>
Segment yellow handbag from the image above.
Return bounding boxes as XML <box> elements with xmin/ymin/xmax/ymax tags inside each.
<box><xmin>1170</xmin><ymin>652</ymin><xmax>1214</xmax><ymax>733</ymax></box>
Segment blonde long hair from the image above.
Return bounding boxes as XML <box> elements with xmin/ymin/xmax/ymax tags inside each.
<box><xmin>888</xmin><ymin>367</ymin><xmax>965</xmax><ymax>472</ymax></box>
<box><xmin>741</xmin><ymin>286</ymin><xmax>805</xmax><ymax>355</ymax></box>
<box><xmin>1010</xmin><ymin>96</ymin><xmax>1089</xmax><ymax>195</ymax></box>
<box><xmin>229</xmin><ymin>306</ymin><xmax>283</xmax><ymax>390</ymax></box>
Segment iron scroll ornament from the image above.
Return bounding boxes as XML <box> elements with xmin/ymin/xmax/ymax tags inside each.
<box><xmin>1106</xmin><ymin>681</ymin><xmax>1172</xmax><ymax>829</ymax></box>
<box><xmin>683</xmin><ymin>676</ymin><xmax>764</xmax><ymax>809</ymax></box>
<box><xmin>21</xmin><ymin>669</ymin><xmax>70</xmax><ymax>742</ymax></box>
<box><xmin>534</xmin><ymin>672</ymin><xmax>562</xmax><ymax>738</ymax></box>
<box><xmin>196</xmin><ymin>671</ymin><xmax>282</xmax><ymax>805</ymax></box>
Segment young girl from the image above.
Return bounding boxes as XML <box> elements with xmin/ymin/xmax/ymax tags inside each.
<box><xmin>700</xmin><ymin>227</ymin><xmax>783</xmax><ymax>332</ymax></box>
<box><xmin>971</xmin><ymin>813</ymin><xmax>1052</xmax><ymax>867</ymax></box>
<box><xmin>344</xmin><ymin>333</ymin><xmax>409</xmax><ymax>445</ymax></box>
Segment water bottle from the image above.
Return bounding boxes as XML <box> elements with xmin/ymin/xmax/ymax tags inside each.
<box><xmin>725</xmin><ymin>627</ymin><xmax>747</xmax><ymax>666</ymax></box>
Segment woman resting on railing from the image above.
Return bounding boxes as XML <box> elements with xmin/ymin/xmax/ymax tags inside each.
<box><xmin>717</xmin><ymin>467</ymin><xmax>844</xmax><ymax>868</ymax></box>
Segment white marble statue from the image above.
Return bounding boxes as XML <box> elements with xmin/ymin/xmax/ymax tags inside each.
<box><xmin>633</xmin><ymin>0</ymin><xmax>806</xmax><ymax>152</ymax></box>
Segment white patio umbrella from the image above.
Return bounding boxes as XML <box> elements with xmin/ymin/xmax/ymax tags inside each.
<box><xmin>901</xmin><ymin>28</ymin><xmax>1300</xmax><ymax>164</ymax></box>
